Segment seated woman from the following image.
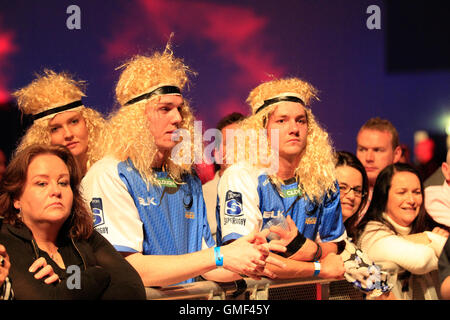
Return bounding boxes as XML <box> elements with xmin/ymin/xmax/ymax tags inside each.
<box><xmin>335</xmin><ymin>151</ymin><xmax>393</xmax><ymax>298</ymax></box>
<box><xmin>0</xmin><ymin>144</ymin><xmax>146</xmax><ymax>300</ymax></box>
<box><xmin>13</xmin><ymin>70</ymin><xmax>105</xmax><ymax>176</ymax></box>
<box><xmin>354</xmin><ymin>163</ymin><xmax>449</xmax><ymax>299</ymax></box>
<box><xmin>335</xmin><ymin>151</ymin><xmax>369</xmax><ymax>238</ymax></box>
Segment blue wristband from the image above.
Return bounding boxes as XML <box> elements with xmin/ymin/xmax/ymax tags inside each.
<box><xmin>214</xmin><ymin>246</ymin><xmax>223</xmax><ymax>267</ymax></box>
<box><xmin>313</xmin><ymin>261</ymin><xmax>321</xmax><ymax>276</ymax></box>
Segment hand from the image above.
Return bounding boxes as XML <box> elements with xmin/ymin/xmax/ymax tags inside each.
<box><xmin>29</xmin><ymin>257</ymin><xmax>60</xmax><ymax>284</ymax></box>
<box><xmin>431</xmin><ymin>227</ymin><xmax>449</xmax><ymax>238</ymax></box>
<box><xmin>0</xmin><ymin>244</ymin><xmax>10</xmax><ymax>287</ymax></box>
<box><xmin>267</xmin><ymin>216</ymin><xmax>299</xmax><ymax>247</ymax></box>
<box><xmin>318</xmin><ymin>253</ymin><xmax>345</xmax><ymax>279</ymax></box>
<box><xmin>220</xmin><ymin>228</ymin><xmax>286</xmax><ymax>280</ymax></box>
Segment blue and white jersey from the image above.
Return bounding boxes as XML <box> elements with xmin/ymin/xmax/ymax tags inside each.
<box><xmin>81</xmin><ymin>157</ymin><xmax>215</xmax><ymax>284</ymax></box>
<box><xmin>216</xmin><ymin>162</ymin><xmax>346</xmax><ymax>245</ymax></box>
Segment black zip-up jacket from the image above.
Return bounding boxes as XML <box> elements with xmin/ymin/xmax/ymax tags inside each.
<box><xmin>0</xmin><ymin>223</ymin><xmax>146</xmax><ymax>300</ymax></box>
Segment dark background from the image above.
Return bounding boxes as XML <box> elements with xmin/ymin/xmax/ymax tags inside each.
<box><xmin>0</xmin><ymin>0</ymin><xmax>449</xmax><ymax>165</ymax></box>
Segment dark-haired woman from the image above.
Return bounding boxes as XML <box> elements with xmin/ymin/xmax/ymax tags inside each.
<box><xmin>355</xmin><ymin>163</ymin><xmax>448</xmax><ymax>299</ymax></box>
<box><xmin>334</xmin><ymin>151</ymin><xmax>394</xmax><ymax>299</ymax></box>
<box><xmin>335</xmin><ymin>151</ymin><xmax>369</xmax><ymax>239</ymax></box>
<box><xmin>0</xmin><ymin>144</ymin><xmax>145</xmax><ymax>299</ymax></box>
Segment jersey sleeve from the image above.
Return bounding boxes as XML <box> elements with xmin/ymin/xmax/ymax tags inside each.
<box><xmin>317</xmin><ymin>183</ymin><xmax>346</xmax><ymax>242</ymax></box>
<box><xmin>190</xmin><ymin>175</ymin><xmax>216</xmax><ymax>250</ymax></box>
<box><xmin>217</xmin><ymin>164</ymin><xmax>262</xmax><ymax>244</ymax></box>
<box><xmin>81</xmin><ymin>158</ymin><xmax>143</xmax><ymax>253</ymax></box>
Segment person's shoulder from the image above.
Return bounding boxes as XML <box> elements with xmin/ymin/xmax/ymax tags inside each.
<box><xmin>83</xmin><ymin>156</ymin><xmax>121</xmax><ymax>180</ymax></box>
<box><xmin>222</xmin><ymin>162</ymin><xmax>264</xmax><ymax>180</ymax></box>
<box><xmin>89</xmin><ymin>156</ymin><xmax>120</xmax><ymax>170</ymax></box>
<box><xmin>424</xmin><ymin>183</ymin><xmax>446</xmax><ymax>196</ymax></box>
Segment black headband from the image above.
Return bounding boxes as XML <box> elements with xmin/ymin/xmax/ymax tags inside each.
<box><xmin>255</xmin><ymin>96</ymin><xmax>305</xmax><ymax>114</ymax></box>
<box><xmin>124</xmin><ymin>85</ymin><xmax>182</xmax><ymax>106</ymax></box>
<box><xmin>33</xmin><ymin>100</ymin><xmax>83</xmax><ymax>121</ymax></box>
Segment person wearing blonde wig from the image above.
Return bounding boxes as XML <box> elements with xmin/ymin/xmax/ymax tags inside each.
<box><xmin>216</xmin><ymin>78</ymin><xmax>347</xmax><ymax>280</ymax></box>
<box><xmin>81</xmin><ymin>45</ymin><xmax>287</xmax><ymax>287</ymax></box>
<box><xmin>13</xmin><ymin>70</ymin><xmax>106</xmax><ymax>176</ymax></box>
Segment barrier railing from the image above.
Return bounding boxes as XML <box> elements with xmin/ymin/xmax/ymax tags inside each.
<box><xmin>145</xmin><ymin>277</ymin><xmax>365</xmax><ymax>300</ymax></box>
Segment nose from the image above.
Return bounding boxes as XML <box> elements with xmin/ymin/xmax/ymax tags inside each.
<box><xmin>50</xmin><ymin>182</ymin><xmax>62</xmax><ymax>198</ymax></box>
<box><xmin>171</xmin><ymin>108</ymin><xmax>182</xmax><ymax>126</ymax></box>
<box><xmin>288</xmin><ymin>119</ymin><xmax>300</xmax><ymax>135</ymax></box>
<box><xmin>406</xmin><ymin>192</ymin><xmax>415</xmax><ymax>204</ymax></box>
<box><xmin>346</xmin><ymin>189</ymin><xmax>356</xmax><ymax>200</ymax></box>
<box><xmin>62</xmin><ymin>125</ymin><xmax>74</xmax><ymax>140</ymax></box>
<box><xmin>366</xmin><ymin>149</ymin><xmax>374</xmax><ymax>162</ymax></box>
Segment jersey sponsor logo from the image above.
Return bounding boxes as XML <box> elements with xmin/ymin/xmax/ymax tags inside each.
<box><xmin>305</xmin><ymin>217</ymin><xmax>317</xmax><ymax>225</ymax></box>
<box><xmin>138</xmin><ymin>196</ymin><xmax>158</xmax><ymax>206</ymax></box>
<box><xmin>263</xmin><ymin>210</ymin><xmax>284</xmax><ymax>219</ymax></box>
<box><xmin>96</xmin><ymin>226</ymin><xmax>109</xmax><ymax>234</ymax></box>
<box><xmin>185</xmin><ymin>211</ymin><xmax>195</xmax><ymax>219</ymax></box>
<box><xmin>90</xmin><ymin>198</ymin><xmax>105</xmax><ymax>227</ymax></box>
<box><xmin>224</xmin><ymin>216</ymin><xmax>246</xmax><ymax>226</ymax></box>
<box><xmin>281</xmin><ymin>188</ymin><xmax>302</xmax><ymax>198</ymax></box>
<box><xmin>225</xmin><ymin>190</ymin><xmax>243</xmax><ymax>217</ymax></box>
<box><xmin>157</xmin><ymin>177</ymin><xmax>177</xmax><ymax>188</ymax></box>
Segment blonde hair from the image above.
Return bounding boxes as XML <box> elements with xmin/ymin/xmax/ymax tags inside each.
<box><xmin>243</xmin><ymin>78</ymin><xmax>337</xmax><ymax>202</ymax></box>
<box><xmin>13</xmin><ymin>70</ymin><xmax>106</xmax><ymax>171</ymax></box>
<box><xmin>103</xmin><ymin>45</ymin><xmax>197</xmax><ymax>184</ymax></box>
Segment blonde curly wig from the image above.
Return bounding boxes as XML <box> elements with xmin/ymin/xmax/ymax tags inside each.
<box><xmin>103</xmin><ymin>45</ymin><xmax>197</xmax><ymax>185</ymax></box>
<box><xmin>242</xmin><ymin>78</ymin><xmax>337</xmax><ymax>202</ymax></box>
<box><xmin>13</xmin><ymin>70</ymin><xmax>106</xmax><ymax>172</ymax></box>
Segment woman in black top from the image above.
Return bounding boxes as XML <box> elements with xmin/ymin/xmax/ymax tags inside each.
<box><xmin>0</xmin><ymin>144</ymin><xmax>146</xmax><ymax>300</ymax></box>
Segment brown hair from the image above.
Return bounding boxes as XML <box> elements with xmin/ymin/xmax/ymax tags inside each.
<box><xmin>358</xmin><ymin>117</ymin><xmax>400</xmax><ymax>149</ymax></box>
<box><xmin>0</xmin><ymin>144</ymin><xmax>93</xmax><ymax>239</ymax></box>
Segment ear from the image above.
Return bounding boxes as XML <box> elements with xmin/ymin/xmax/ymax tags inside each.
<box><xmin>393</xmin><ymin>146</ymin><xmax>402</xmax><ymax>163</ymax></box>
<box><xmin>13</xmin><ymin>199</ymin><xmax>20</xmax><ymax>210</ymax></box>
<box><xmin>442</xmin><ymin>162</ymin><xmax>450</xmax><ymax>181</ymax></box>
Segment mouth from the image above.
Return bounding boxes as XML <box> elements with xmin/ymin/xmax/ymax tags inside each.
<box><xmin>401</xmin><ymin>207</ymin><xmax>417</xmax><ymax>212</ymax></box>
<box><xmin>365</xmin><ymin>167</ymin><xmax>377</xmax><ymax>172</ymax></box>
<box><xmin>47</xmin><ymin>202</ymin><xmax>63</xmax><ymax>209</ymax></box>
<box><xmin>65</xmin><ymin>141</ymin><xmax>79</xmax><ymax>149</ymax></box>
<box><xmin>341</xmin><ymin>202</ymin><xmax>354</xmax><ymax>210</ymax></box>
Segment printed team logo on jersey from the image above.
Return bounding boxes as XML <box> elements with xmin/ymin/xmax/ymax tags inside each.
<box><xmin>224</xmin><ymin>190</ymin><xmax>246</xmax><ymax>226</ymax></box>
<box><xmin>225</xmin><ymin>191</ymin><xmax>243</xmax><ymax>217</ymax></box>
<box><xmin>185</xmin><ymin>211</ymin><xmax>195</xmax><ymax>219</ymax></box>
<box><xmin>90</xmin><ymin>198</ymin><xmax>104</xmax><ymax>227</ymax></box>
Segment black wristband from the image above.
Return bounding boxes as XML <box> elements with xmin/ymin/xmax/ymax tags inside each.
<box><xmin>310</xmin><ymin>243</ymin><xmax>322</xmax><ymax>262</ymax></box>
<box><xmin>279</xmin><ymin>230</ymin><xmax>307</xmax><ymax>258</ymax></box>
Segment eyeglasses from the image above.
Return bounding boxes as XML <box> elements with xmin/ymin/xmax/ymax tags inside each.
<box><xmin>339</xmin><ymin>184</ymin><xmax>367</xmax><ymax>198</ymax></box>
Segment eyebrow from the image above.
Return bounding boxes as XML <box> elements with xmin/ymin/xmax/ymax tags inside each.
<box><xmin>31</xmin><ymin>173</ymin><xmax>70</xmax><ymax>179</ymax></box>
<box><xmin>49</xmin><ymin>114</ymin><xmax>80</xmax><ymax>126</ymax></box>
